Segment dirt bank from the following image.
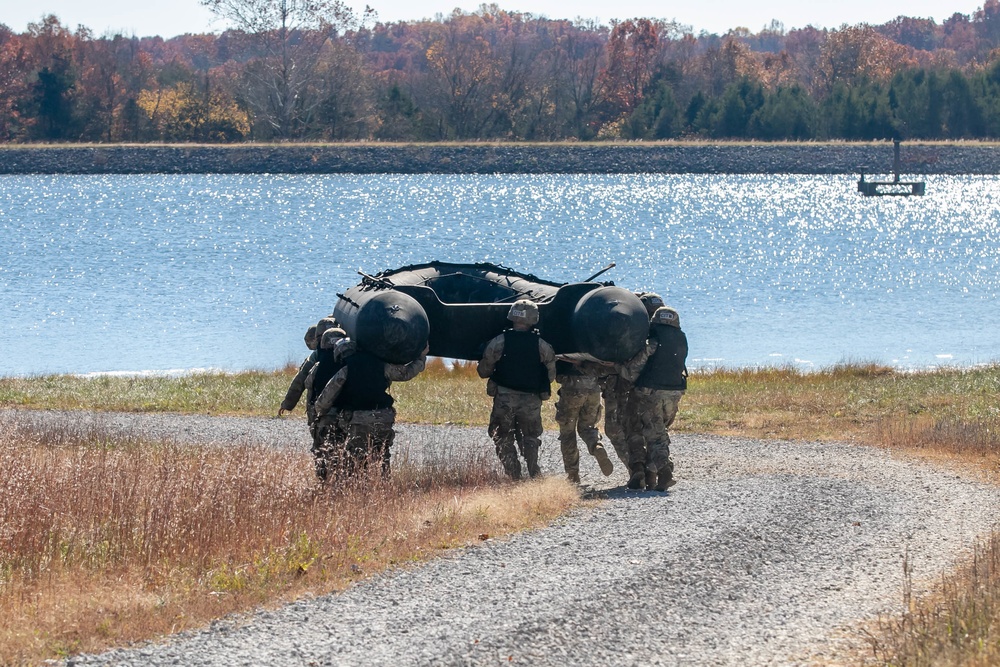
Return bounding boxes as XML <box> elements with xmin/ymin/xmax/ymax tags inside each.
<box><xmin>1</xmin><ymin>142</ymin><xmax>997</xmax><ymax>175</ymax></box>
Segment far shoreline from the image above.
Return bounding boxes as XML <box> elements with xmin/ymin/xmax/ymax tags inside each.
<box><xmin>1</xmin><ymin>141</ymin><xmax>998</xmax><ymax>175</ymax></box>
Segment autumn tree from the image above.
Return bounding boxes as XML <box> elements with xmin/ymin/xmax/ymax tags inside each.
<box><xmin>876</xmin><ymin>16</ymin><xmax>940</xmax><ymax>51</ymax></box>
<box><xmin>200</xmin><ymin>0</ymin><xmax>362</xmax><ymax>139</ymax></box>
<box><xmin>420</xmin><ymin>13</ymin><xmax>497</xmax><ymax>139</ymax></box>
<box><xmin>689</xmin><ymin>35</ymin><xmax>763</xmax><ymax>100</ymax></box>
<box><xmin>311</xmin><ymin>37</ymin><xmax>374</xmax><ymax>139</ymax></box>
<box><xmin>942</xmin><ymin>12</ymin><xmax>979</xmax><ymax>64</ymax></box>
<box><xmin>601</xmin><ymin>18</ymin><xmax>659</xmax><ymax>119</ymax></box>
<box><xmin>783</xmin><ymin>26</ymin><xmax>827</xmax><ymax>95</ymax></box>
<box><xmin>137</xmin><ymin>80</ymin><xmax>249</xmax><ymax>141</ymax></box>
<box><xmin>0</xmin><ymin>25</ymin><xmax>30</xmax><ymax>140</ymax></box>
<box><xmin>975</xmin><ymin>0</ymin><xmax>1000</xmax><ymax>51</ymax></box>
<box><xmin>418</xmin><ymin>9</ymin><xmax>549</xmax><ymax>140</ymax></box>
<box><xmin>547</xmin><ymin>19</ymin><xmax>608</xmax><ymax>139</ymax></box>
<box><xmin>817</xmin><ymin>24</ymin><xmax>917</xmax><ymax>94</ymax></box>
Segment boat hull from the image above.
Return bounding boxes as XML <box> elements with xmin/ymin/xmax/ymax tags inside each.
<box><xmin>334</xmin><ymin>261</ymin><xmax>648</xmax><ymax>364</ymax></box>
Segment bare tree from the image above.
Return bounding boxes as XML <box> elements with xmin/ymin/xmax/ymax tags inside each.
<box><xmin>200</xmin><ymin>0</ymin><xmax>359</xmax><ymax>139</ymax></box>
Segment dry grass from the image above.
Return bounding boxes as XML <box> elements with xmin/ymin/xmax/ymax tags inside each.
<box><xmin>862</xmin><ymin>537</ymin><xmax>1000</xmax><ymax>666</ymax></box>
<box><xmin>6</xmin><ymin>362</ymin><xmax>998</xmax><ymax>456</ymax></box>
<box><xmin>5</xmin><ymin>362</ymin><xmax>1000</xmax><ymax>665</ymax></box>
<box><xmin>0</xmin><ymin>413</ymin><xmax>578</xmax><ymax>665</ymax></box>
<box><xmin>0</xmin><ymin>369</ymin><xmax>289</xmax><ymax>415</ymax></box>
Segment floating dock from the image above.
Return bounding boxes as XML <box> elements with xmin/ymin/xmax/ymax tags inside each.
<box><xmin>857</xmin><ymin>140</ymin><xmax>926</xmax><ymax>196</ymax></box>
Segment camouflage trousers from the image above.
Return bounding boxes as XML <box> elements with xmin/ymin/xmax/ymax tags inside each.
<box><xmin>624</xmin><ymin>387</ymin><xmax>684</xmax><ymax>477</ymax></box>
<box><xmin>313</xmin><ymin>407</ymin><xmax>396</xmax><ymax>481</ymax></box>
<box><xmin>555</xmin><ymin>386</ymin><xmax>603</xmax><ymax>477</ymax></box>
<box><xmin>488</xmin><ymin>391</ymin><xmax>543</xmax><ymax>480</ymax></box>
<box><xmin>600</xmin><ymin>375</ymin><xmax>632</xmax><ymax>466</ymax></box>
<box><xmin>311</xmin><ymin>409</ymin><xmax>342</xmax><ymax>482</ymax></box>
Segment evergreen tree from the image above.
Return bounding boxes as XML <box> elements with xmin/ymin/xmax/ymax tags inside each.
<box><xmin>29</xmin><ymin>55</ymin><xmax>77</xmax><ymax>140</ymax></box>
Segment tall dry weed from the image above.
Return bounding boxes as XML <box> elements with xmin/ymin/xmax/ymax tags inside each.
<box><xmin>865</xmin><ymin>534</ymin><xmax>1000</xmax><ymax>666</ymax></box>
<box><xmin>0</xmin><ymin>412</ymin><xmax>577</xmax><ymax>663</ymax></box>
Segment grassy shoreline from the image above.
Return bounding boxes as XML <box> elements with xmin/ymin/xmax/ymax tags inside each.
<box><xmin>3</xmin><ymin>361</ymin><xmax>1000</xmax><ymax>665</ymax></box>
<box><xmin>4</xmin><ymin>360</ymin><xmax>999</xmax><ymax>454</ymax></box>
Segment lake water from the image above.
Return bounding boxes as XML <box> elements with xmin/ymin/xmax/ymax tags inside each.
<box><xmin>2</xmin><ymin>173</ymin><xmax>999</xmax><ymax>377</ymax></box>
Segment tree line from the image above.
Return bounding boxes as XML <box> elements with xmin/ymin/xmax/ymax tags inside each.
<box><xmin>4</xmin><ymin>0</ymin><xmax>1000</xmax><ymax>143</ymax></box>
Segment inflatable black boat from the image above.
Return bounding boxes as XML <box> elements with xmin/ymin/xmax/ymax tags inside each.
<box><xmin>333</xmin><ymin>261</ymin><xmax>649</xmax><ymax>365</ymax></box>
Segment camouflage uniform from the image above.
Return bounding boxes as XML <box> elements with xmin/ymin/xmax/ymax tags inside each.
<box><xmin>555</xmin><ymin>360</ymin><xmax>614</xmax><ymax>482</ymax></box>
<box><xmin>618</xmin><ymin>306</ymin><xmax>688</xmax><ymax>492</ymax></box>
<box><xmin>313</xmin><ymin>341</ymin><xmax>427</xmax><ymax>480</ymax></box>
<box><xmin>278</xmin><ymin>317</ymin><xmax>339</xmax><ymax>420</ymax></box>
<box><xmin>624</xmin><ymin>387</ymin><xmax>683</xmax><ymax>482</ymax></box>
<box><xmin>477</xmin><ymin>300</ymin><xmax>556</xmax><ymax>480</ymax></box>
<box><xmin>599</xmin><ymin>371</ymin><xmax>632</xmax><ymax>467</ymax></box>
<box><xmin>304</xmin><ymin>329</ymin><xmax>349</xmax><ymax>481</ymax></box>
<box><xmin>596</xmin><ymin>292</ymin><xmax>666</xmax><ymax>469</ymax></box>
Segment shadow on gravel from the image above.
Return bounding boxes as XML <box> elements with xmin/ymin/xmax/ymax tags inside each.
<box><xmin>582</xmin><ymin>486</ymin><xmax>671</xmax><ymax>500</ymax></box>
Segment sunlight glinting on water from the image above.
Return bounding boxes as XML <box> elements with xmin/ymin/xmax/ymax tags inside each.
<box><xmin>2</xmin><ymin>173</ymin><xmax>999</xmax><ymax>375</ymax></box>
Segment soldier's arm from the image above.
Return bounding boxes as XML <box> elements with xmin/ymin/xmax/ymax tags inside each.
<box><xmin>279</xmin><ymin>352</ymin><xmax>317</xmax><ymax>414</ymax></box>
<box><xmin>476</xmin><ymin>336</ymin><xmax>504</xmax><ymax>378</ymax></box>
<box><xmin>385</xmin><ymin>349</ymin><xmax>428</xmax><ymax>382</ymax></box>
<box><xmin>314</xmin><ymin>366</ymin><xmax>349</xmax><ymax>418</ymax></box>
<box><xmin>539</xmin><ymin>339</ymin><xmax>557</xmax><ymax>382</ymax></box>
<box><xmin>616</xmin><ymin>339</ymin><xmax>658</xmax><ymax>383</ymax></box>
<box><xmin>577</xmin><ymin>359</ymin><xmax>614</xmax><ymax>377</ymax></box>
<box><xmin>303</xmin><ymin>362</ymin><xmax>318</xmax><ymax>394</ymax></box>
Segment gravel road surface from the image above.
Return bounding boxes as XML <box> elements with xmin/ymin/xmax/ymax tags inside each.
<box><xmin>19</xmin><ymin>410</ymin><xmax>996</xmax><ymax>666</ymax></box>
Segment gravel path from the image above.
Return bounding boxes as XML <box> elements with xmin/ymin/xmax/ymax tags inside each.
<box><xmin>17</xmin><ymin>410</ymin><xmax>997</xmax><ymax>666</ymax></box>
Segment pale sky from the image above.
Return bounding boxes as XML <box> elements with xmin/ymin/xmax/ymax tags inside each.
<box><xmin>0</xmin><ymin>0</ymin><xmax>987</xmax><ymax>38</ymax></box>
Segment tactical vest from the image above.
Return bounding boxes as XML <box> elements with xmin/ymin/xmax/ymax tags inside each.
<box><xmin>635</xmin><ymin>324</ymin><xmax>688</xmax><ymax>391</ymax></box>
<box><xmin>492</xmin><ymin>329</ymin><xmax>550</xmax><ymax>394</ymax></box>
<box><xmin>333</xmin><ymin>350</ymin><xmax>394</xmax><ymax>410</ymax></box>
<box><xmin>309</xmin><ymin>348</ymin><xmax>342</xmax><ymax>406</ymax></box>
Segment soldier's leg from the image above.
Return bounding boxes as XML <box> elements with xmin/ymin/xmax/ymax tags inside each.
<box><xmin>662</xmin><ymin>390</ymin><xmax>682</xmax><ymax>429</ymax></box>
<box><xmin>624</xmin><ymin>390</ymin><xmax>658</xmax><ymax>489</ymax></box>
<box><xmin>578</xmin><ymin>391</ymin><xmax>613</xmax><ymax>476</ymax></box>
<box><xmin>342</xmin><ymin>416</ymin><xmax>377</xmax><ymax>479</ymax></box>
<box><xmin>654</xmin><ymin>391</ymin><xmax>683</xmax><ymax>490</ymax></box>
<box><xmin>488</xmin><ymin>395</ymin><xmax>522</xmax><ymax>480</ymax></box>
<box><xmin>515</xmin><ymin>394</ymin><xmax>544</xmax><ymax>478</ymax></box>
<box><xmin>372</xmin><ymin>409</ymin><xmax>396</xmax><ymax>477</ymax></box>
<box><xmin>311</xmin><ymin>422</ymin><xmax>327</xmax><ymax>482</ymax></box>
<box><xmin>603</xmin><ymin>392</ymin><xmax>630</xmax><ymax>466</ymax></box>
<box><xmin>555</xmin><ymin>389</ymin><xmax>582</xmax><ymax>483</ymax></box>
<box><xmin>634</xmin><ymin>390</ymin><xmax>668</xmax><ymax>490</ymax></box>
<box><xmin>311</xmin><ymin>413</ymin><xmax>338</xmax><ymax>482</ymax></box>
<box><xmin>327</xmin><ymin>411</ymin><xmax>352</xmax><ymax>480</ymax></box>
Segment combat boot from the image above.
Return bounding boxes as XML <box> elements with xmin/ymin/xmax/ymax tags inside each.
<box><xmin>500</xmin><ymin>454</ymin><xmax>523</xmax><ymax>480</ymax></box>
<box><xmin>592</xmin><ymin>444</ymin><xmax>614</xmax><ymax>476</ymax></box>
<box><xmin>525</xmin><ymin>446</ymin><xmax>542</xmax><ymax>478</ymax></box>
<box><xmin>626</xmin><ymin>463</ymin><xmax>646</xmax><ymax>490</ymax></box>
<box><xmin>655</xmin><ymin>470</ymin><xmax>677</xmax><ymax>492</ymax></box>
<box><xmin>567</xmin><ymin>469</ymin><xmax>581</xmax><ymax>484</ymax></box>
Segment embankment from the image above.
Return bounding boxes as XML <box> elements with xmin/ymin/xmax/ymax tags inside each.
<box><xmin>1</xmin><ymin>142</ymin><xmax>998</xmax><ymax>175</ymax></box>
